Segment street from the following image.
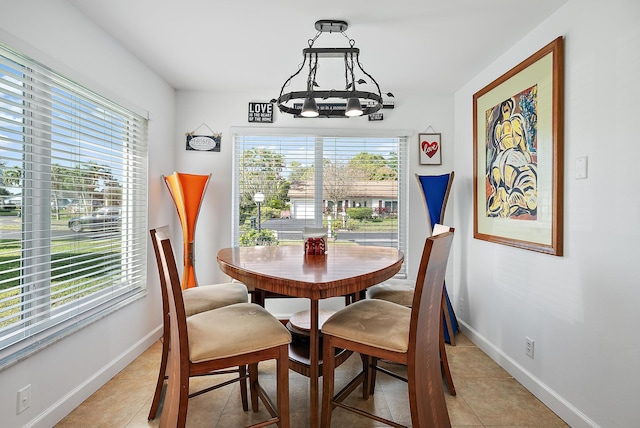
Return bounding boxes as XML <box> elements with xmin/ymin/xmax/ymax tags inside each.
<box><xmin>261</xmin><ymin>218</ymin><xmax>398</xmax><ymax>247</ymax></box>
<box><xmin>0</xmin><ymin>215</ymin><xmax>398</xmax><ymax>247</ymax></box>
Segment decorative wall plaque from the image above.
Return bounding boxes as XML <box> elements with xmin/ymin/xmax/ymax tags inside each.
<box><xmin>248</xmin><ymin>102</ymin><xmax>274</xmax><ymax>123</ymax></box>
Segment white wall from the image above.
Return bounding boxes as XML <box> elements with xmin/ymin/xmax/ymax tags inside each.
<box><xmin>452</xmin><ymin>1</ymin><xmax>640</xmax><ymax>427</ymax></box>
<box><xmin>5</xmin><ymin>1</ymin><xmax>637</xmax><ymax>427</ymax></box>
<box><xmin>174</xmin><ymin>90</ymin><xmax>455</xmax><ymax>316</ymax></box>
<box><xmin>0</xmin><ymin>1</ymin><xmax>175</xmax><ymax>427</ymax></box>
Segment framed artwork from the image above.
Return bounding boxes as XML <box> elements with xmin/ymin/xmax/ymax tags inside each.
<box><xmin>418</xmin><ymin>133</ymin><xmax>442</xmax><ymax>165</ymax></box>
<box><xmin>473</xmin><ymin>37</ymin><xmax>564</xmax><ymax>256</ymax></box>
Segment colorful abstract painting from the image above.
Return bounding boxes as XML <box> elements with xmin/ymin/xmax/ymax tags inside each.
<box><xmin>484</xmin><ymin>85</ymin><xmax>538</xmax><ymax>220</ymax></box>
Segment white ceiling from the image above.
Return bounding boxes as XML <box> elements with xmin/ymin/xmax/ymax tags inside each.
<box><xmin>67</xmin><ymin>0</ymin><xmax>565</xmax><ymax>96</ymax></box>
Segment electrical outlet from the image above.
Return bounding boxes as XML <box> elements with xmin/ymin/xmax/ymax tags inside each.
<box><xmin>525</xmin><ymin>337</ymin><xmax>535</xmax><ymax>359</ymax></box>
<box><xmin>17</xmin><ymin>384</ymin><xmax>31</xmax><ymax>414</ymax></box>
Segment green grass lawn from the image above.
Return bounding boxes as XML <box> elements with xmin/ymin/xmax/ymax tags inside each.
<box><xmin>0</xmin><ymin>237</ymin><xmax>121</xmax><ymax>328</ymax></box>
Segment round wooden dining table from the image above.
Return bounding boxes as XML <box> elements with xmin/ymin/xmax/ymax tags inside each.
<box><xmin>217</xmin><ymin>244</ymin><xmax>404</xmax><ymax>428</ymax></box>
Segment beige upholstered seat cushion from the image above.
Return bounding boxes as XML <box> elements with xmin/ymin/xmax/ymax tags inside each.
<box><xmin>367</xmin><ymin>278</ymin><xmax>415</xmax><ymax>307</ymax></box>
<box><xmin>321</xmin><ymin>299</ymin><xmax>411</xmax><ymax>353</ymax></box>
<box><xmin>187</xmin><ymin>303</ymin><xmax>291</xmax><ymax>363</ymax></box>
<box><xmin>183</xmin><ymin>282</ymin><xmax>248</xmax><ymax>317</ymax></box>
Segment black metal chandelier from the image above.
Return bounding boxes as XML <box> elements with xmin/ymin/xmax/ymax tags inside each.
<box><xmin>272</xmin><ymin>19</ymin><xmax>392</xmax><ymax>118</ymax></box>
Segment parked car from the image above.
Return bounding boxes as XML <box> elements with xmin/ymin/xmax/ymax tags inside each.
<box><xmin>68</xmin><ymin>206</ymin><xmax>121</xmax><ymax>232</ymax></box>
<box><xmin>1</xmin><ymin>196</ymin><xmax>21</xmax><ymax>211</ymax></box>
<box><xmin>51</xmin><ymin>198</ymin><xmax>72</xmax><ymax>209</ymax></box>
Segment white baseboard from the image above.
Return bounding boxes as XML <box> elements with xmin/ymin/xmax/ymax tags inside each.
<box><xmin>26</xmin><ymin>326</ymin><xmax>162</xmax><ymax>428</ymax></box>
<box><xmin>458</xmin><ymin>321</ymin><xmax>599</xmax><ymax>428</ymax></box>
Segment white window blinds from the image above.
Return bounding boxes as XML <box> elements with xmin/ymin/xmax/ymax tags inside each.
<box><xmin>232</xmin><ymin>130</ymin><xmax>407</xmax><ymax>274</ymax></box>
<box><xmin>0</xmin><ymin>43</ymin><xmax>148</xmax><ymax>365</ymax></box>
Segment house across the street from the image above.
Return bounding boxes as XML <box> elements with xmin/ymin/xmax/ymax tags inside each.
<box><xmin>287</xmin><ymin>180</ymin><xmax>398</xmax><ymax>219</ymax></box>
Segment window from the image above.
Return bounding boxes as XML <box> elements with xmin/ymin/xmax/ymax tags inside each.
<box><xmin>0</xmin><ymin>43</ymin><xmax>148</xmax><ymax>366</ymax></box>
<box><xmin>232</xmin><ymin>130</ymin><xmax>407</xmax><ymax>274</ymax></box>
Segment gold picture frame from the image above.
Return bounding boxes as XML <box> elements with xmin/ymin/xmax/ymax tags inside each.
<box><xmin>473</xmin><ymin>37</ymin><xmax>564</xmax><ymax>255</ymax></box>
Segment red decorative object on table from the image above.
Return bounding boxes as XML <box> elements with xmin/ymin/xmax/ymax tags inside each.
<box><xmin>305</xmin><ymin>237</ymin><xmax>326</xmax><ymax>255</ymax></box>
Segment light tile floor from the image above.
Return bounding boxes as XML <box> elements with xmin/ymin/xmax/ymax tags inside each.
<box><xmin>56</xmin><ymin>333</ymin><xmax>568</xmax><ymax>427</ymax></box>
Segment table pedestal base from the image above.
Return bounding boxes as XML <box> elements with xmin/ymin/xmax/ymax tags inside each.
<box><xmin>286</xmin><ymin>309</ymin><xmax>352</xmax><ymax>377</ymax></box>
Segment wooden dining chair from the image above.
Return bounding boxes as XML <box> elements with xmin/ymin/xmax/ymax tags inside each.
<box><xmin>365</xmin><ymin>224</ymin><xmax>456</xmax><ymax>396</ymax></box>
<box><xmin>320</xmin><ymin>226</ymin><xmax>455</xmax><ymax>428</ymax></box>
<box><xmin>369</xmin><ymin>172</ymin><xmax>458</xmax><ymax>344</ymax></box>
<box><xmin>366</xmin><ymin>172</ymin><xmax>457</xmax><ymax>395</ymax></box>
<box><xmin>151</xmin><ymin>226</ymin><xmax>291</xmax><ymax>428</ymax></box>
<box><xmin>148</xmin><ymin>226</ymin><xmax>251</xmax><ymax>420</ymax></box>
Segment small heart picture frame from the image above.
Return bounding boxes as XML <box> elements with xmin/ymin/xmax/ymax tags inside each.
<box><xmin>418</xmin><ymin>133</ymin><xmax>442</xmax><ymax>165</ymax></box>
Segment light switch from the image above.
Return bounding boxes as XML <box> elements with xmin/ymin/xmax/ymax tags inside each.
<box><xmin>575</xmin><ymin>156</ymin><xmax>588</xmax><ymax>179</ymax></box>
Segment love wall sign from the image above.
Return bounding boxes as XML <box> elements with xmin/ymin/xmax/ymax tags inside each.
<box><xmin>418</xmin><ymin>133</ymin><xmax>442</xmax><ymax>165</ymax></box>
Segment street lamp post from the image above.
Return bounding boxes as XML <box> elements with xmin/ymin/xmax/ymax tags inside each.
<box><xmin>253</xmin><ymin>192</ymin><xmax>265</xmax><ymax>232</ymax></box>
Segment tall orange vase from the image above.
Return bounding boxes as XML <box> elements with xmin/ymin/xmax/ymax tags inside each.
<box><xmin>163</xmin><ymin>172</ymin><xmax>211</xmax><ymax>289</ymax></box>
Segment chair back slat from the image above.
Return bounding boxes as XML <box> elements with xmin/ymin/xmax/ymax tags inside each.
<box><xmin>152</xmin><ymin>226</ymin><xmax>188</xmax><ymax>321</ymax></box>
<box><xmin>150</xmin><ymin>227</ymin><xmax>171</xmax><ymax>332</ymax></box>
<box><xmin>409</xmin><ymin>223</ymin><xmax>451</xmax><ymax>312</ymax></box>
<box><xmin>408</xmin><ymin>226</ymin><xmax>454</xmax><ymax>427</ymax></box>
<box><xmin>151</xmin><ymin>226</ymin><xmax>191</xmax><ymax>427</ymax></box>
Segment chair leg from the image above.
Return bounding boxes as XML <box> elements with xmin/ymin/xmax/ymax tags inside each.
<box><xmin>175</xmin><ymin>376</ymin><xmax>190</xmax><ymax>428</ymax></box>
<box><xmin>159</xmin><ymin>353</ymin><xmax>189</xmax><ymax>428</ymax></box>
<box><xmin>149</xmin><ymin>336</ymin><xmax>169</xmax><ymax>420</ymax></box>
<box><xmin>150</xmin><ymin>342</ymin><xmax>251</xmax><ymax>418</ymax></box>
<box><xmin>442</xmin><ymin>293</ymin><xmax>456</xmax><ymax>346</ymax></box>
<box><xmin>344</xmin><ymin>290</ymin><xmax>367</xmax><ymax>305</ymax></box>
<box><xmin>249</xmin><ymin>362</ymin><xmax>260</xmax><ymax>412</ymax></box>
<box><xmin>364</xmin><ymin>355</ymin><xmax>380</xmax><ymax>397</ymax></box>
<box><xmin>407</xmin><ymin>361</ymin><xmax>451</xmax><ymax>428</ymax></box>
<box><xmin>440</xmin><ymin>322</ymin><xmax>456</xmax><ymax>395</ymax></box>
<box><xmin>360</xmin><ymin>354</ymin><xmax>372</xmax><ymax>399</ymax></box>
<box><xmin>360</xmin><ymin>354</ymin><xmax>380</xmax><ymax>397</ymax></box>
<box><xmin>254</xmin><ymin>290</ymin><xmax>265</xmax><ymax>307</ymax></box>
<box><xmin>277</xmin><ymin>345</ymin><xmax>290</xmax><ymax>428</ymax></box>
<box><xmin>320</xmin><ymin>335</ymin><xmax>337</xmax><ymax>428</ymax></box>
<box><xmin>368</xmin><ymin>358</ymin><xmax>378</xmax><ymax>396</ymax></box>
<box><xmin>344</xmin><ymin>294</ymin><xmax>352</xmax><ymax>305</ymax></box>
<box><xmin>239</xmin><ymin>365</ymin><xmax>249</xmax><ymax>411</ymax></box>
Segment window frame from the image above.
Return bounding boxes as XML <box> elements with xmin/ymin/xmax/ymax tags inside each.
<box><xmin>0</xmin><ymin>43</ymin><xmax>149</xmax><ymax>368</ymax></box>
<box><xmin>231</xmin><ymin>127</ymin><xmax>409</xmax><ymax>275</ymax></box>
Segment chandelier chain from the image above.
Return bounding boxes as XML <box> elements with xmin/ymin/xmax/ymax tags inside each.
<box><xmin>344</xmin><ymin>53</ymin><xmax>357</xmax><ymax>91</ymax></box>
<box><xmin>308</xmin><ymin>31</ymin><xmax>322</xmax><ymax>48</ymax></box>
<box><xmin>307</xmin><ymin>53</ymin><xmax>318</xmax><ymax>91</ymax></box>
